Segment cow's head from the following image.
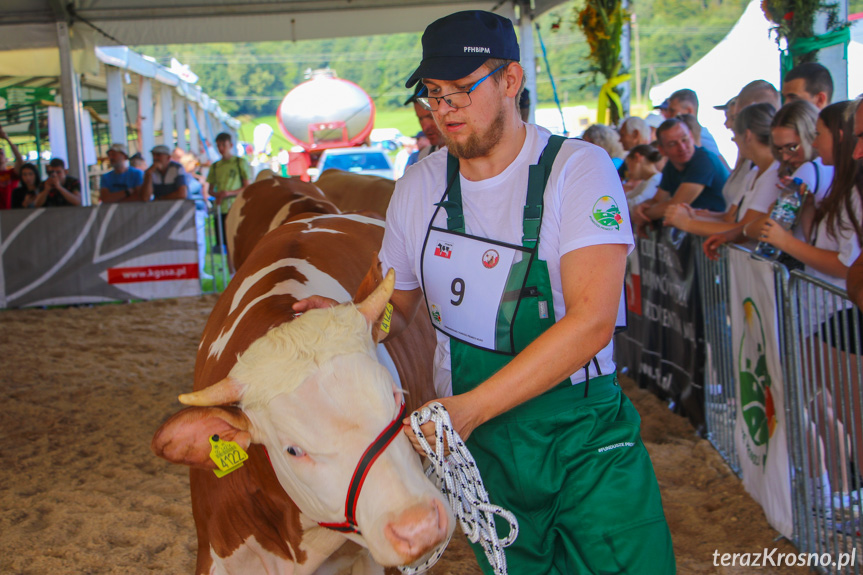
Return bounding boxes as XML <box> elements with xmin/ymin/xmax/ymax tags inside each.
<box><xmin>152</xmin><ymin>270</ymin><xmax>453</xmax><ymax>566</ymax></box>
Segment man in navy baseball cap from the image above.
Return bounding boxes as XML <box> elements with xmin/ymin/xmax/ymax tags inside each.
<box><xmin>296</xmin><ymin>10</ymin><xmax>676</xmax><ymax>574</ymax></box>
<box><xmin>405</xmin><ymin>10</ymin><xmax>519</xmax><ymax>88</ymax></box>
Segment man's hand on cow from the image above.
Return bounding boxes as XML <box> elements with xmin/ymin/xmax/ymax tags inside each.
<box><xmin>402</xmin><ymin>394</ymin><xmax>482</xmax><ymax>457</ymax></box>
<box><xmin>292</xmin><ymin>295</ymin><xmax>339</xmax><ymax>314</ymax></box>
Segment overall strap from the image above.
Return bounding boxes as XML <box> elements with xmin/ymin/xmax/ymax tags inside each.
<box><xmin>436</xmin><ymin>154</ymin><xmax>465</xmax><ymax>232</ymax></box>
<box><xmin>523</xmin><ymin>135</ymin><xmax>566</xmax><ymax>248</ymax></box>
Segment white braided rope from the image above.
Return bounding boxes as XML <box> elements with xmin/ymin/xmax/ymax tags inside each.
<box><xmin>398</xmin><ymin>402</ymin><xmax>518</xmax><ymax>575</ymax></box>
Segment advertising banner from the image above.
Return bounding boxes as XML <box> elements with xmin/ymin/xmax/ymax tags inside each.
<box><xmin>728</xmin><ymin>249</ymin><xmax>793</xmax><ymax>539</ymax></box>
<box><xmin>616</xmin><ymin>225</ymin><xmax>705</xmax><ymax>428</ymax></box>
<box><xmin>0</xmin><ymin>200</ymin><xmax>201</xmax><ymax>308</ymax></box>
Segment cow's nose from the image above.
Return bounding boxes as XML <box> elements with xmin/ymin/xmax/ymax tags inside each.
<box><xmin>384</xmin><ymin>498</ymin><xmax>449</xmax><ymax>563</ymax></box>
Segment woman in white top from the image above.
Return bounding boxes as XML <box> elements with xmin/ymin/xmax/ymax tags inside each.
<box><xmin>703</xmin><ymin>100</ymin><xmax>821</xmax><ymax>259</ymax></box>
<box><xmin>665</xmin><ymin>103</ymin><xmax>776</xmax><ymax>237</ymax></box>
<box><xmin>758</xmin><ymin>100</ymin><xmax>863</xmax><ymax>504</ymax></box>
<box><xmin>624</xmin><ymin>144</ymin><xmax>663</xmax><ymax>210</ymax></box>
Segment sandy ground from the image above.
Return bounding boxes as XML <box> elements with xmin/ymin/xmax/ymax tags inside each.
<box><xmin>0</xmin><ymin>295</ymin><xmax>815</xmax><ymax>574</ymax></box>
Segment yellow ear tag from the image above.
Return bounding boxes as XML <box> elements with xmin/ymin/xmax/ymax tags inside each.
<box><xmin>209</xmin><ymin>434</ymin><xmax>249</xmax><ymax>478</ymax></box>
<box><xmin>380</xmin><ymin>302</ymin><xmax>393</xmax><ymax>334</ymax></box>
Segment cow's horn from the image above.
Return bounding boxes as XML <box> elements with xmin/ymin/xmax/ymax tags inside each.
<box><xmin>357</xmin><ymin>268</ymin><xmax>395</xmax><ymax>325</ymax></box>
<box><xmin>178</xmin><ymin>377</ymin><xmax>244</xmax><ymax>406</ymax></box>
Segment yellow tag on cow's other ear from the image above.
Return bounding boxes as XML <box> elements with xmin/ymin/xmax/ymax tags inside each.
<box><xmin>209</xmin><ymin>434</ymin><xmax>249</xmax><ymax>478</ymax></box>
<box><xmin>380</xmin><ymin>302</ymin><xmax>393</xmax><ymax>334</ymax></box>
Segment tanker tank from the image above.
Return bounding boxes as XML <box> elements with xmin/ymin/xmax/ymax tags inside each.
<box><xmin>276</xmin><ymin>68</ymin><xmax>375</xmax><ymax>154</ymax></box>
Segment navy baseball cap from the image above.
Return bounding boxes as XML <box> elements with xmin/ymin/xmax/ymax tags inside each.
<box><xmin>405</xmin><ymin>10</ymin><xmax>520</xmax><ymax>88</ymax></box>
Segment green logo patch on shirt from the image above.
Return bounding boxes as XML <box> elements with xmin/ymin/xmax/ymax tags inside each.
<box><xmin>590</xmin><ymin>196</ymin><xmax>623</xmax><ymax>230</ymax></box>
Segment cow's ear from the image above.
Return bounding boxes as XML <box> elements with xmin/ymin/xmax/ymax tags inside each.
<box><xmin>152</xmin><ymin>406</ymin><xmax>254</xmax><ymax>469</ymax></box>
<box><xmin>353</xmin><ymin>253</ymin><xmax>384</xmax><ymax>304</ymax></box>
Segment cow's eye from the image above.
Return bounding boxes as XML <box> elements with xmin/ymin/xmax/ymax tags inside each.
<box><xmin>285</xmin><ymin>446</ymin><xmax>306</xmax><ymax>457</ymax></box>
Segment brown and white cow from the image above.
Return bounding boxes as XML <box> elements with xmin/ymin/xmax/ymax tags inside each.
<box><xmin>152</xmin><ymin>214</ymin><xmax>447</xmax><ymax>574</ymax></box>
<box><xmin>225</xmin><ymin>176</ymin><xmax>339</xmax><ymax>270</ymax></box>
<box><xmin>314</xmin><ymin>169</ymin><xmax>396</xmax><ymax>219</ymax></box>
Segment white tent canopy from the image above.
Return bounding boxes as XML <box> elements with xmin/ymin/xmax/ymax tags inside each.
<box><xmin>649</xmin><ymin>0</ymin><xmax>858</xmax><ymax>165</ymax></box>
<box><xmin>0</xmin><ymin>0</ymin><xmax>567</xmax><ymax>197</ymax></box>
<box><xmin>0</xmin><ymin>0</ymin><xmax>567</xmax><ymax>50</ymax></box>
<box><xmin>648</xmin><ymin>0</ymin><xmax>782</xmax><ymax>164</ymax></box>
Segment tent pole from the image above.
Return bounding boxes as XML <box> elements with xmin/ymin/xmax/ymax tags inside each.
<box><xmin>517</xmin><ymin>1</ymin><xmax>536</xmax><ymax>123</ymax></box>
<box><xmin>161</xmin><ymin>84</ymin><xmax>175</xmax><ymax>148</ymax></box>
<box><xmin>106</xmin><ymin>66</ymin><xmax>127</xmax><ymax>148</ymax></box>
<box><xmin>56</xmin><ymin>20</ymin><xmax>90</xmax><ymax>205</ymax></box>
<box><xmin>175</xmin><ymin>92</ymin><xmax>188</xmax><ymax>151</ymax></box>
<box><xmin>814</xmin><ymin>0</ymin><xmax>848</xmax><ymax>100</ymax></box>
<box><xmin>139</xmin><ymin>77</ymin><xmax>155</xmax><ymax>164</ymax></box>
<box><xmin>619</xmin><ymin>0</ymin><xmax>631</xmax><ymax>120</ymax></box>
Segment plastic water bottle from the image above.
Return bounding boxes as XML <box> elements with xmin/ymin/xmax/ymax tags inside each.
<box><xmin>753</xmin><ymin>177</ymin><xmax>805</xmax><ymax>260</ymax></box>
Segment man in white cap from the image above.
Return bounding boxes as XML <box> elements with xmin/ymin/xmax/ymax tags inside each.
<box><xmin>142</xmin><ymin>144</ymin><xmax>188</xmax><ymax>202</ymax></box>
<box><xmin>99</xmin><ymin>143</ymin><xmax>145</xmax><ymax>203</ymax></box>
<box><xmin>295</xmin><ymin>9</ymin><xmax>674</xmax><ymax>574</ymax></box>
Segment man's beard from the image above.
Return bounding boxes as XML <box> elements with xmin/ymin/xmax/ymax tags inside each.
<box><xmin>441</xmin><ymin>105</ymin><xmax>506</xmax><ymax>160</ymax></box>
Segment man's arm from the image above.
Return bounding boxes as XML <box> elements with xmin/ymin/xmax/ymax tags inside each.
<box><xmin>32</xmin><ymin>181</ymin><xmax>51</xmax><ymax>207</ymax></box>
<box><xmin>54</xmin><ymin>180</ymin><xmax>82</xmax><ymax>206</ymax></box>
<box><xmin>215</xmin><ymin>169</ymin><xmax>249</xmax><ymax>204</ymax></box>
<box><xmin>100</xmin><ymin>185</ymin><xmax>139</xmax><ymax>203</ymax></box>
<box><xmin>0</xmin><ymin>125</ymin><xmax>24</xmax><ymax>173</ymax></box>
<box><xmin>141</xmin><ymin>167</ymin><xmax>154</xmax><ymax>201</ymax></box>
<box><xmin>411</xmin><ymin>243</ymin><xmax>627</xmax><ymax>447</ymax></box>
<box><xmin>643</xmin><ymin>182</ymin><xmax>705</xmax><ymax>221</ymax></box>
<box><xmin>157</xmin><ymin>184</ymin><xmax>188</xmax><ymax>201</ymax></box>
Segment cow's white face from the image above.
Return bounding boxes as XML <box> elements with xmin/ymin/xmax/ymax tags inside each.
<box><xmin>231</xmin><ymin>306</ymin><xmax>452</xmax><ymax>567</ymax></box>
<box><xmin>246</xmin><ymin>351</ymin><xmax>450</xmax><ymax>565</ymax></box>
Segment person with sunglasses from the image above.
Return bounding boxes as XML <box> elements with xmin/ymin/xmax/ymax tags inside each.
<box><xmin>702</xmin><ymin>99</ymin><xmax>824</xmax><ymax>258</ymax></box>
<box><xmin>33</xmin><ymin>158</ymin><xmax>81</xmax><ymax>207</ymax></box>
<box><xmin>293</xmin><ymin>10</ymin><xmax>674</xmax><ymax>574</ymax></box>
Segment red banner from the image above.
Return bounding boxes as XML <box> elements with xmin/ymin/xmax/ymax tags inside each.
<box><xmin>107</xmin><ymin>264</ymin><xmax>199</xmax><ymax>284</ymax></box>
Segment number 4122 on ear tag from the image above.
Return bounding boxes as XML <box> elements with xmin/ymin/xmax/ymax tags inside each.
<box><xmin>209</xmin><ymin>434</ymin><xmax>249</xmax><ymax>478</ymax></box>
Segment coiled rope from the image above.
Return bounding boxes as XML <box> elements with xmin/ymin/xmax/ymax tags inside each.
<box><xmin>399</xmin><ymin>402</ymin><xmax>518</xmax><ymax>575</ymax></box>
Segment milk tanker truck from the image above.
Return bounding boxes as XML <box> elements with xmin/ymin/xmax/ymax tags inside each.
<box><xmin>276</xmin><ymin>68</ymin><xmax>377</xmax><ymax>179</ymax></box>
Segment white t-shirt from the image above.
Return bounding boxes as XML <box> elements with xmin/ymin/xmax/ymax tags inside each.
<box><xmin>799</xmin><ymin>187</ymin><xmax>863</xmax><ymax>332</ymax></box>
<box><xmin>807</xmin><ymin>187</ymin><xmax>863</xmax><ymax>291</ymax></box>
<box><xmin>626</xmin><ymin>172</ymin><xmax>662</xmax><ymax>208</ymax></box>
<box><xmin>793</xmin><ymin>158</ymin><xmax>834</xmax><ymax>205</ymax></box>
<box><xmin>737</xmin><ymin>161</ymin><xmax>782</xmax><ymax>221</ymax></box>
<box><xmin>380</xmin><ymin>124</ymin><xmax>633</xmax><ymax>395</ymax></box>
<box><xmin>723</xmin><ymin>159</ymin><xmax>754</xmax><ymax>213</ymax></box>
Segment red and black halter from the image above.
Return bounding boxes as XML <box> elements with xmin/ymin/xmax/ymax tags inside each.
<box><xmin>317</xmin><ymin>401</ymin><xmax>407</xmax><ymax>535</ymax></box>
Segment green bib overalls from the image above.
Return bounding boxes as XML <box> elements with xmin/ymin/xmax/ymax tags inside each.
<box><xmin>419</xmin><ymin>137</ymin><xmax>675</xmax><ymax>574</ymax></box>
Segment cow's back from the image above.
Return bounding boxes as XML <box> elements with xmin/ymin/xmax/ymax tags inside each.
<box><xmin>315</xmin><ymin>169</ymin><xmax>396</xmax><ymax>218</ymax></box>
<box><xmin>225</xmin><ymin>176</ymin><xmax>339</xmax><ymax>270</ymax></box>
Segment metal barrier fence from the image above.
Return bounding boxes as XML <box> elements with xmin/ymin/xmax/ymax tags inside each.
<box><xmin>695</xmin><ymin>243</ymin><xmax>741</xmax><ymax>476</ymax></box>
<box><xmin>197</xmin><ymin>205</ymin><xmax>231</xmax><ymax>295</ymax></box>
<box><xmin>695</xmin><ymin>240</ymin><xmax>863</xmax><ymax>574</ymax></box>
<box><xmin>787</xmin><ymin>270</ymin><xmax>863</xmax><ymax>573</ymax></box>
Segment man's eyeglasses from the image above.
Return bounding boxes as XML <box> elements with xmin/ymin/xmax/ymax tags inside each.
<box><xmin>773</xmin><ymin>142</ymin><xmax>801</xmax><ymax>155</ymax></box>
<box><xmin>416</xmin><ymin>65</ymin><xmax>506</xmax><ymax>111</ymax></box>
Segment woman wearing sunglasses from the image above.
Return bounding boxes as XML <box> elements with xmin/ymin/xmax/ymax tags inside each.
<box><xmin>702</xmin><ymin>100</ymin><xmax>822</xmax><ymax>259</ymax></box>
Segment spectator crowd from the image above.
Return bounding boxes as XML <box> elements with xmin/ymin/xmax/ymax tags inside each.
<box><xmin>583</xmin><ymin>63</ymin><xmax>863</xmax><ymax>526</ymax></box>
<box><xmin>0</xmin><ymin>129</ymin><xmax>253</xmax><ymax>282</ymax></box>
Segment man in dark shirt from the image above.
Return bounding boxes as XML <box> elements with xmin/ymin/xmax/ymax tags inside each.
<box><xmin>633</xmin><ymin>118</ymin><xmax>728</xmax><ymax>227</ymax></box>
<box><xmin>142</xmin><ymin>144</ymin><xmax>188</xmax><ymax>201</ymax></box>
<box><xmin>33</xmin><ymin>158</ymin><xmax>81</xmax><ymax>207</ymax></box>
